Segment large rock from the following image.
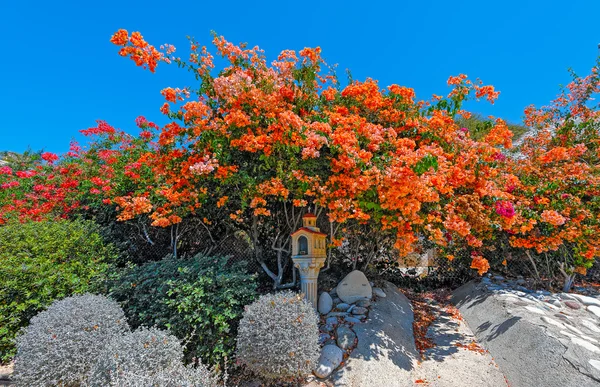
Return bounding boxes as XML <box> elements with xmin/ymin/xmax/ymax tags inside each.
<box><xmin>336</xmin><ymin>270</ymin><xmax>372</xmax><ymax>304</ymax></box>
<box><xmin>314</xmin><ymin>345</ymin><xmax>344</xmax><ymax>378</ymax></box>
<box><xmin>330</xmin><ymin>281</ymin><xmax>418</xmax><ymax>386</ymax></box>
<box><xmin>318</xmin><ymin>292</ymin><xmax>333</xmax><ymax>315</ymax></box>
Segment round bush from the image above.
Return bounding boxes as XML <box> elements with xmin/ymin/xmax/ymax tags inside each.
<box><xmin>13</xmin><ymin>294</ymin><xmax>129</xmax><ymax>386</ymax></box>
<box><xmin>110</xmin><ymin>363</ymin><xmax>220</xmax><ymax>387</ymax></box>
<box><xmin>89</xmin><ymin>327</ymin><xmax>184</xmax><ymax>386</ymax></box>
<box><xmin>236</xmin><ymin>291</ymin><xmax>320</xmax><ymax>381</ymax></box>
<box><xmin>0</xmin><ymin>219</ymin><xmax>115</xmax><ymax>362</ymax></box>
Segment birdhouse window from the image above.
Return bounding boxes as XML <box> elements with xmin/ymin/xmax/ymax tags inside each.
<box><xmin>298</xmin><ymin>236</ymin><xmax>308</xmax><ymax>255</ymax></box>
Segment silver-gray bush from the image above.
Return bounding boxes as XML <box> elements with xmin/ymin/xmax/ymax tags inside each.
<box><xmin>108</xmin><ymin>363</ymin><xmax>220</xmax><ymax>387</ymax></box>
<box><xmin>13</xmin><ymin>293</ymin><xmax>129</xmax><ymax>386</ymax></box>
<box><xmin>88</xmin><ymin>327</ymin><xmax>185</xmax><ymax>386</ymax></box>
<box><xmin>236</xmin><ymin>291</ymin><xmax>320</xmax><ymax>381</ymax></box>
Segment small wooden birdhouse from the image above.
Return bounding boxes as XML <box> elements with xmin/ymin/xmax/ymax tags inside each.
<box><xmin>291</xmin><ymin>213</ymin><xmax>327</xmax><ymax>309</ymax></box>
<box><xmin>291</xmin><ymin>213</ymin><xmax>327</xmax><ymax>259</ymax></box>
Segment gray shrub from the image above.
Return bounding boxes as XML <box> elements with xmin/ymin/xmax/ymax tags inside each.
<box><xmin>13</xmin><ymin>293</ymin><xmax>129</xmax><ymax>386</ymax></box>
<box><xmin>88</xmin><ymin>327</ymin><xmax>185</xmax><ymax>386</ymax></box>
<box><xmin>108</xmin><ymin>363</ymin><xmax>220</xmax><ymax>387</ymax></box>
<box><xmin>236</xmin><ymin>291</ymin><xmax>320</xmax><ymax>381</ymax></box>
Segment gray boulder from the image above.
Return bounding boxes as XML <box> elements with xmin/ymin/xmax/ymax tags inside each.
<box><xmin>318</xmin><ymin>292</ymin><xmax>333</xmax><ymax>315</ymax></box>
<box><xmin>314</xmin><ymin>345</ymin><xmax>344</xmax><ymax>378</ymax></box>
<box><xmin>336</xmin><ymin>270</ymin><xmax>372</xmax><ymax>304</ymax></box>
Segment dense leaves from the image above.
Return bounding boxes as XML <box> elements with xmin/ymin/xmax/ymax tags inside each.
<box><xmin>0</xmin><ymin>220</ymin><xmax>115</xmax><ymax>362</ymax></box>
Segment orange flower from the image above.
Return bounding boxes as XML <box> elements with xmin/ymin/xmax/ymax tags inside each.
<box><xmin>217</xmin><ymin>196</ymin><xmax>228</xmax><ymax>208</ymax></box>
<box><xmin>470</xmin><ymin>256</ymin><xmax>490</xmax><ymax>276</ymax></box>
<box><xmin>110</xmin><ymin>29</ymin><xmax>129</xmax><ymax>46</ymax></box>
<box><xmin>541</xmin><ymin>210</ymin><xmax>566</xmax><ymax>226</ymax></box>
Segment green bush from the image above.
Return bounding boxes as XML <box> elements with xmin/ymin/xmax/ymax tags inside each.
<box><xmin>0</xmin><ymin>219</ymin><xmax>115</xmax><ymax>362</ymax></box>
<box><xmin>107</xmin><ymin>254</ymin><xmax>258</xmax><ymax>366</ymax></box>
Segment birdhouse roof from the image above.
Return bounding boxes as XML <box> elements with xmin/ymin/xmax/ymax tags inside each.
<box><xmin>302</xmin><ymin>213</ymin><xmax>317</xmax><ymax>218</ymax></box>
<box><xmin>291</xmin><ymin>227</ymin><xmax>327</xmax><ymax>236</ymax></box>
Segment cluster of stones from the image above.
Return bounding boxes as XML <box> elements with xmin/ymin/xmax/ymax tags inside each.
<box><xmin>480</xmin><ymin>274</ymin><xmax>600</xmax><ymax>373</ymax></box>
<box><xmin>313</xmin><ymin>271</ymin><xmax>386</xmax><ymax>379</ymax></box>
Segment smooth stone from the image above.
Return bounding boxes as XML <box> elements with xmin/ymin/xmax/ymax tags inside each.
<box><xmin>322</xmin><ymin>324</ymin><xmax>335</xmax><ymax>333</ymax></box>
<box><xmin>564</xmin><ymin>324</ymin><xmax>584</xmax><ymax>335</ymax></box>
<box><xmin>555</xmin><ymin>313</ymin><xmax>573</xmax><ymax>321</ymax></box>
<box><xmin>570</xmin><ymin>294</ymin><xmax>600</xmax><ymax>307</ymax></box>
<box><xmin>589</xmin><ymin>359</ymin><xmax>600</xmax><ymax>371</ymax></box>
<box><xmin>581</xmin><ymin>319</ymin><xmax>600</xmax><ymax>333</ymax></box>
<box><xmin>481</xmin><ymin>277</ymin><xmax>492</xmax><ymax>284</ymax></box>
<box><xmin>319</xmin><ymin>333</ymin><xmax>331</xmax><ymax>345</ymax></box>
<box><xmin>336</xmin><ymin>325</ymin><xmax>357</xmax><ymax>350</ymax></box>
<box><xmin>327</xmin><ymin>312</ymin><xmax>349</xmax><ymax>318</ymax></box>
<box><xmin>356</xmin><ymin>300</ymin><xmax>371</xmax><ymax>308</ymax></box>
<box><xmin>329</xmin><ymin>288</ymin><xmax>337</xmax><ymax>296</ymax></box>
<box><xmin>561</xmin><ymin>330</ymin><xmax>577</xmax><ymax>339</ymax></box>
<box><xmin>560</xmin><ymin>293</ymin><xmax>578</xmax><ymax>301</ymax></box>
<box><xmin>352</xmin><ymin>307</ymin><xmax>368</xmax><ymax>315</ymax></box>
<box><xmin>514</xmin><ymin>301</ymin><xmax>532</xmax><ymax>307</ymax></box>
<box><xmin>332</xmin><ymin>297</ymin><xmax>342</xmax><ymax>304</ymax></box>
<box><xmin>564</xmin><ymin>300</ymin><xmax>581</xmax><ymax>310</ymax></box>
<box><xmin>548</xmin><ymin>299</ymin><xmax>562</xmax><ymax>308</ymax></box>
<box><xmin>314</xmin><ymin>345</ymin><xmax>344</xmax><ymax>378</ymax></box>
<box><xmin>323</xmin><ymin>339</ymin><xmax>336</xmax><ymax>347</ymax></box>
<box><xmin>516</xmin><ymin>279</ymin><xmax>527</xmax><ymax>285</ymax></box>
<box><xmin>571</xmin><ymin>337</ymin><xmax>600</xmax><ymax>353</ymax></box>
<box><xmin>345</xmin><ymin>316</ymin><xmax>363</xmax><ymax>324</ymax></box>
<box><xmin>580</xmin><ymin>334</ymin><xmax>599</xmax><ymax>344</ymax></box>
<box><xmin>588</xmin><ymin>305</ymin><xmax>600</xmax><ymax>318</ymax></box>
<box><xmin>372</xmin><ymin>287</ymin><xmax>387</xmax><ymax>298</ymax></box>
<box><xmin>335</xmin><ymin>303</ymin><xmax>351</xmax><ymax>311</ymax></box>
<box><xmin>525</xmin><ymin>306</ymin><xmax>546</xmax><ymax>315</ymax></box>
<box><xmin>493</xmin><ymin>275</ymin><xmax>505</xmax><ymax>281</ymax></box>
<box><xmin>325</xmin><ymin>317</ymin><xmax>338</xmax><ymax>326</ymax></box>
<box><xmin>541</xmin><ymin>316</ymin><xmax>564</xmax><ymax>329</ymax></box>
<box><xmin>347</xmin><ymin>305</ymin><xmax>355</xmax><ymax>314</ymax></box>
<box><xmin>318</xmin><ymin>292</ymin><xmax>333</xmax><ymax>315</ymax></box>
<box><xmin>337</xmin><ymin>270</ymin><xmax>372</xmax><ymax>304</ymax></box>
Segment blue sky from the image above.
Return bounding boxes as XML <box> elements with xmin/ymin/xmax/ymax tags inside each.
<box><xmin>1</xmin><ymin>1</ymin><xmax>599</xmax><ymax>154</ymax></box>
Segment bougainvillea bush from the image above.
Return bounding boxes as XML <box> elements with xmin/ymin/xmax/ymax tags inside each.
<box><xmin>1</xmin><ymin>29</ymin><xmax>599</xmax><ymax>300</ymax></box>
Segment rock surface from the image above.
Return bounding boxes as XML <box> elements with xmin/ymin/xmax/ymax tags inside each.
<box><xmin>453</xmin><ymin>281</ymin><xmax>600</xmax><ymax>386</ymax></box>
<box><xmin>314</xmin><ymin>345</ymin><xmax>344</xmax><ymax>378</ymax></box>
<box><xmin>318</xmin><ymin>292</ymin><xmax>333</xmax><ymax>315</ymax></box>
<box><xmin>336</xmin><ymin>325</ymin><xmax>357</xmax><ymax>350</ymax></box>
<box><xmin>336</xmin><ymin>270</ymin><xmax>372</xmax><ymax>304</ymax></box>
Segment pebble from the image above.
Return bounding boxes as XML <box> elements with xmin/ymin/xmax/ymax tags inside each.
<box><xmin>345</xmin><ymin>316</ymin><xmax>363</xmax><ymax>324</ymax></box>
<box><xmin>335</xmin><ymin>303</ymin><xmax>351</xmax><ymax>312</ymax></box>
<box><xmin>547</xmin><ymin>299</ymin><xmax>562</xmax><ymax>308</ymax></box>
<box><xmin>352</xmin><ymin>307</ymin><xmax>368</xmax><ymax>315</ymax></box>
<box><xmin>336</xmin><ymin>325</ymin><xmax>357</xmax><ymax>350</ymax></box>
<box><xmin>589</xmin><ymin>359</ymin><xmax>600</xmax><ymax>371</ymax></box>
<box><xmin>327</xmin><ymin>312</ymin><xmax>349</xmax><ymax>318</ymax></box>
<box><xmin>541</xmin><ymin>316</ymin><xmax>564</xmax><ymax>329</ymax></box>
<box><xmin>581</xmin><ymin>319</ymin><xmax>600</xmax><ymax>334</ymax></box>
<box><xmin>588</xmin><ymin>305</ymin><xmax>600</xmax><ymax>318</ymax></box>
<box><xmin>564</xmin><ymin>324</ymin><xmax>584</xmax><ymax>336</ymax></box>
<box><xmin>372</xmin><ymin>287</ymin><xmax>386</xmax><ymax>298</ymax></box>
<box><xmin>570</xmin><ymin>294</ymin><xmax>600</xmax><ymax>308</ymax></box>
<box><xmin>314</xmin><ymin>345</ymin><xmax>344</xmax><ymax>378</ymax></box>
<box><xmin>356</xmin><ymin>300</ymin><xmax>371</xmax><ymax>308</ymax></box>
<box><xmin>318</xmin><ymin>292</ymin><xmax>333</xmax><ymax>315</ymax></box>
<box><xmin>516</xmin><ymin>279</ymin><xmax>527</xmax><ymax>286</ymax></box>
<box><xmin>325</xmin><ymin>317</ymin><xmax>338</xmax><ymax>326</ymax></box>
<box><xmin>525</xmin><ymin>306</ymin><xmax>546</xmax><ymax>315</ymax></box>
<box><xmin>493</xmin><ymin>275</ymin><xmax>505</xmax><ymax>281</ymax></box>
<box><xmin>319</xmin><ymin>333</ymin><xmax>331</xmax><ymax>345</ymax></box>
<box><xmin>564</xmin><ymin>301</ymin><xmax>581</xmax><ymax>310</ymax></box>
<box><xmin>570</xmin><ymin>337</ymin><xmax>600</xmax><ymax>353</ymax></box>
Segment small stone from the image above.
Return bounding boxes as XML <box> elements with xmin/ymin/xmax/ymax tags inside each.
<box><xmin>525</xmin><ymin>306</ymin><xmax>546</xmax><ymax>315</ymax></box>
<box><xmin>581</xmin><ymin>319</ymin><xmax>600</xmax><ymax>334</ymax></box>
<box><xmin>372</xmin><ymin>287</ymin><xmax>387</xmax><ymax>298</ymax></box>
<box><xmin>335</xmin><ymin>303</ymin><xmax>351</xmax><ymax>312</ymax></box>
<box><xmin>571</xmin><ymin>337</ymin><xmax>600</xmax><ymax>353</ymax></box>
<box><xmin>323</xmin><ymin>339</ymin><xmax>336</xmax><ymax>346</ymax></box>
<box><xmin>541</xmin><ymin>316</ymin><xmax>564</xmax><ymax>329</ymax></box>
<box><xmin>336</xmin><ymin>270</ymin><xmax>372</xmax><ymax>304</ymax></box>
<box><xmin>548</xmin><ymin>299</ymin><xmax>562</xmax><ymax>308</ymax></box>
<box><xmin>481</xmin><ymin>277</ymin><xmax>492</xmax><ymax>285</ymax></box>
<box><xmin>560</xmin><ymin>330</ymin><xmax>577</xmax><ymax>339</ymax></box>
<box><xmin>325</xmin><ymin>317</ymin><xmax>338</xmax><ymax>326</ymax></box>
<box><xmin>352</xmin><ymin>307</ymin><xmax>368</xmax><ymax>315</ymax></box>
<box><xmin>589</xmin><ymin>359</ymin><xmax>600</xmax><ymax>371</ymax></box>
<box><xmin>564</xmin><ymin>324</ymin><xmax>584</xmax><ymax>335</ymax></box>
<box><xmin>564</xmin><ymin>300</ymin><xmax>581</xmax><ymax>310</ymax></box>
<box><xmin>514</xmin><ymin>300</ymin><xmax>532</xmax><ymax>307</ymax></box>
<box><xmin>329</xmin><ymin>288</ymin><xmax>337</xmax><ymax>296</ymax></box>
<box><xmin>314</xmin><ymin>345</ymin><xmax>344</xmax><ymax>378</ymax></box>
<box><xmin>322</xmin><ymin>324</ymin><xmax>335</xmax><ymax>333</ymax></box>
<box><xmin>570</xmin><ymin>294</ymin><xmax>600</xmax><ymax>307</ymax></box>
<box><xmin>356</xmin><ymin>300</ymin><xmax>371</xmax><ymax>308</ymax></box>
<box><xmin>555</xmin><ymin>313</ymin><xmax>573</xmax><ymax>321</ymax></box>
<box><xmin>345</xmin><ymin>316</ymin><xmax>363</xmax><ymax>324</ymax></box>
<box><xmin>319</xmin><ymin>333</ymin><xmax>331</xmax><ymax>345</ymax></box>
<box><xmin>327</xmin><ymin>312</ymin><xmax>349</xmax><ymax>318</ymax></box>
<box><xmin>516</xmin><ymin>279</ymin><xmax>527</xmax><ymax>286</ymax></box>
<box><xmin>493</xmin><ymin>275</ymin><xmax>505</xmax><ymax>281</ymax></box>
<box><xmin>588</xmin><ymin>305</ymin><xmax>600</xmax><ymax>318</ymax></box>
<box><xmin>318</xmin><ymin>292</ymin><xmax>333</xmax><ymax>315</ymax></box>
<box><xmin>336</xmin><ymin>325</ymin><xmax>357</xmax><ymax>350</ymax></box>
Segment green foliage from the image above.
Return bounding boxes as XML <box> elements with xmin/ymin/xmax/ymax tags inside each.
<box><xmin>0</xmin><ymin>219</ymin><xmax>115</xmax><ymax>363</ymax></box>
<box><xmin>107</xmin><ymin>254</ymin><xmax>258</xmax><ymax>366</ymax></box>
<box><xmin>456</xmin><ymin>113</ymin><xmax>529</xmax><ymax>141</ymax></box>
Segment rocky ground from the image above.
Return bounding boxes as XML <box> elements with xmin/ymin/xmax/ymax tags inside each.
<box><xmin>454</xmin><ymin>276</ymin><xmax>600</xmax><ymax>386</ymax></box>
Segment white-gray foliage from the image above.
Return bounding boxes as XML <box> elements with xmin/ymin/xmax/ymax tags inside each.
<box><xmin>107</xmin><ymin>363</ymin><xmax>220</xmax><ymax>387</ymax></box>
<box><xmin>236</xmin><ymin>291</ymin><xmax>320</xmax><ymax>381</ymax></box>
<box><xmin>13</xmin><ymin>293</ymin><xmax>129</xmax><ymax>386</ymax></box>
<box><xmin>88</xmin><ymin>327</ymin><xmax>185</xmax><ymax>386</ymax></box>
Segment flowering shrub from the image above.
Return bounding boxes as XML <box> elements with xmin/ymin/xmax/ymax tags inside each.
<box><xmin>13</xmin><ymin>294</ymin><xmax>129</xmax><ymax>386</ymax></box>
<box><xmin>236</xmin><ymin>291</ymin><xmax>320</xmax><ymax>382</ymax></box>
